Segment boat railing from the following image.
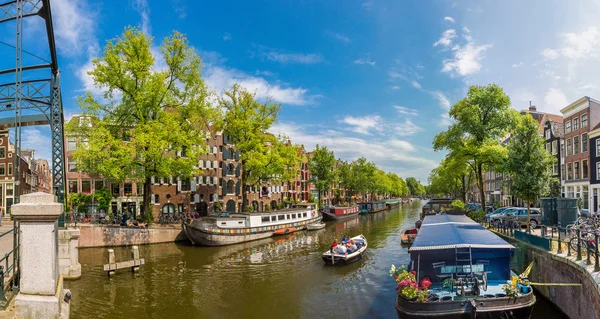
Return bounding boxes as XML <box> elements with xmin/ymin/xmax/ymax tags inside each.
<box><xmin>484</xmin><ymin>216</ymin><xmax>600</xmax><ymax>273</ymax></box>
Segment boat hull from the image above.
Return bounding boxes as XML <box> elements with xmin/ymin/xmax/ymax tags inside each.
<box><xmin>395</xmin><ymin>291</ymin><xmax>535</xmax><ymax>319</ymax></box>
<box><xmin>321</xmin><ymin>248</ymin><xmax>366</xmax><ymax>265</ymax></box>
<box><xmin>273</xmin><ymin>227</ymin><xmax>301</xmax><ymax>236</ymax></box>
<box><xmin>306</xmin><ymin>223</ymin><xmax>326</xmax><ymax>230</ymax></box>
<box><xmin>322</xmin><ymin>210</ymin><xmax>359</xmax><ymax>221</ymax></box>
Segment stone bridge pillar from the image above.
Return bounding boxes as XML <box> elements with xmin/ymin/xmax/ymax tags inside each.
<box><xmin>12</xmin><ymin>192</ymin><xmax>70</xmax><ymax>319</ymax></box>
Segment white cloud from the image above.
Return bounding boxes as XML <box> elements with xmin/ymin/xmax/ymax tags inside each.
<box><xmin>512</xmin><ymin>62</ymin><xmax>523</xmax><ymax>68</ymax></box>
<box><xmin>340</xmin><ymin>115</ymin><xmax>383</xmax><ymax>135</ymax></box>
<box><xmin>394</xmin><ymin>119</ymin><xmax>423</xmax><ymax>136</ymax></box>
<box><xmin>433</xmin><ymin>29</ymin><xmax>457</xmax><ymax>47</ymax></box>
<box><xmin>257</xmin><ymin>46</ymin><xmax>323</xmax><ymax>64</ymax></box>
<box><xmin>542</xmin><ymin>48</ymin><xmax>560</xmax><ymax>60</ymax></box>
<box><xmin>22</xmin><ymin>128</ymin><xmax>52</xmax><ymax>164</ymax></box>
<box><xmin>561</xmin><ymin>26</ymin><xmax>600</xmax><ymax>59</ymax></box>
<box><xmin>47</xmin><ymin>0</ymin><xmax>98</xmax><ymax>57</ymax></box>
<box><xmin>411</xmin><ymin>81</ymin><xmax>422</xmax><ymax>89</ymax></box>
<box><xmin>442</xmin><ymin>41</ymin><xmax>492</xmax><ymax>77</ymax></box>
<box><xmin>431</xmin><ymin>91</ymin><xmax>451</xmax><ymax>110</ymax></box>
<box><xmin>394</xmin><ymin>106</ymin><xmax>418</xmax><ymax>116</ymax></box>
<box><xmin>439</xmin><ymin>113</ymin><xmax>453</xmax><ymax>128</ymax></box>
<box><xmin>354</xmin><ymin>59</ymin><xmax>376</xmax><ymax>66</ymax></box>
<box><xmin>204</xmin><ymin>66</ymin><xmax>318</xmax><ymax>106</ymax></box>
<box><xmin>444</xmin><ymin>16</ymin><xmax>455</xmax><ymax>24</ymax></box>
<box><xmin>132</xmin><ymin>0</ymin><xmax>151</xmax><ymax>36</ymax></box>
<box><xmin>223</xmin><ymin>33</ymin><xmax>232</xmax><ymax>41</ymax></box>
<box><xmin>543</xmin><ymin>88</ymin><xmax>569</xmax><ymax>114</ymax></box>
<box><xmin>326</xmin><ymin>31</ymin><xmax>351</xmax><ymax>43</ymax></box>
<box><xmin>255</xmin><ymin>70</ymin><xmax>275</xmax><ymax>77</ymax></box>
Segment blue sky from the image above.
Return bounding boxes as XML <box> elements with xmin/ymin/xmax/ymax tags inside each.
<box><xmin>3</xmin><ymin>0</ymin><xmax>600</xmax><ymax>182</ymax></box>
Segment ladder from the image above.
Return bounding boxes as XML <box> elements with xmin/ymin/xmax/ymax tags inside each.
<box><xmin>455</xmin><ymin>246</ymin><xmax>473</xmax><ymax>278</ymax></box>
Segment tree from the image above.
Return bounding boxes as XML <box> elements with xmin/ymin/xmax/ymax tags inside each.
<box><xmin>335</xmin><ymin>161</ymin><xmax>354</xmax><ymax>203</ymax></box>
<box><xmin>547</xmin><ymin>178</ymin><xmax>561</xmax><ymax>198</ymax></box>
<box><xmin>308</xmin><ymin>145</ymin><xmax>337</xmax><ymax>206</ymax></box>
<box><xmin>428</xmin><ymin>156</ymin><xmax>473</xmax><ymax>202</ymax></box>
<box><xmin>220</xmin><ymin>84</ymin><xmax>302</xmax><ymax>212</ymax></box>
<box><xmin>66</xmin><ymin>28</ymin><xmax>217</xmax><ymax>221</ymax></box>
<box><xmin>505</xmin><ymin>113</ymin><xmax>554</xmax><ymax>232</ymax></box>
<box><xmin>433</xmin><ymin>84</ymin><xmax>517</xmax><ymax>211</ymax></box>
<box><xmin>94</xmin><ymin>188</ymin><xmax>112</xmax><ymax>214</ymax></box>
<box><xmin>406</xmin><ymin>177</ymin><xmax>425</xmax><ymax>196</ymax></box>
<box><xmin>351</xmin><ymin>158</ymin><xmax>377</xmax><ymax>201</ymax></box>
<box><xmin>387</xmin><ymin>172</ymin><xmax>407</xmax><ymax>198</ymax></box>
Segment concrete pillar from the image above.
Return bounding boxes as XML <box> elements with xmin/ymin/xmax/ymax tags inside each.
<box><xmin>59</xmin><ymin>228</ymin><xmax>81</xmax><ymax>279</ymax></box>
<box><xmin>12</xmin><ymin>192</ymin><xmax>70</xmax><ymax>319</ymax></box>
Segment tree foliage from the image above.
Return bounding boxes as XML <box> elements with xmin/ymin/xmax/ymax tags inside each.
<box><xmin>428</xmin><ymin>155</ymin><xmax>473</xmax><ymax>201</ymax></box>
<box><xmin>66</xmin><ymin>27</ymin><xmax>218</xmax><ymax>219</ymax></box>
<box><xmin>505</xmin><ymin>113</ymin><xmax>554</xmax><ymax>231</ymax></box>
<box><xmin>219</xmin><ymin>84</ymin><xmax>302</xmax><ymax>211</ymax></box>
<box><xmin>433</xmin><ymin>84</ymin><xmax>517</xmax><ymax>210</ymax></box>
<box><xmin>406</xmin><ymin>177</ymin><xmax>426</xmax><ymax>196</ymax></box>
<box><xmin>308</xmin><ymin>145</ymin><xmax>337</xmax><ymax>206</ymax></box>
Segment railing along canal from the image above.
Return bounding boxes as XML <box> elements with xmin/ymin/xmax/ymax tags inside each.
<box><xmin>484</xmin><ymin>217</ymin><xmax>600</xmax><ymax>274</ymax></box>
<box><xmin>0</xmin><ymin>220</ymin><xmax>19</xmax><ymax>309</ymax></box>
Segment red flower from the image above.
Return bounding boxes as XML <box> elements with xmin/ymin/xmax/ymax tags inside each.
<box><xmin>411</xmin><ymin>270</ymin><xmax>417</xmax><ymax>275</ymax></box>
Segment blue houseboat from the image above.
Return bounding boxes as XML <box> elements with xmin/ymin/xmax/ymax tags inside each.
<box><xmin>358</xmin><ymin>200</ymin><xmax>387</xmax><ymax>213</ymax></box>
<box><xmin>395</xmin><ymin>214</ymin><xmax>535</xmax><ymax>319</ymax></box>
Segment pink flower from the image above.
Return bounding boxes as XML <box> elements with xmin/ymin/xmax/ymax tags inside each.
<box><xmin>411</xmin><ymin>270</ymin><xmax>417</xmax><ymax>275</ymax></box>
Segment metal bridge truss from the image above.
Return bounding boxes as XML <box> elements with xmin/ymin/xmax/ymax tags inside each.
<box><xmin>0</xmin><ymin>0</ymin><xmax>65</xmax><ymax>204</ymax></box>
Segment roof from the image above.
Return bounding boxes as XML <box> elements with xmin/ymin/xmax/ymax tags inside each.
<box><xmin>409</xmin><ymin>214</ymin><xmax>514</xmax><ymax>252</ymax></box>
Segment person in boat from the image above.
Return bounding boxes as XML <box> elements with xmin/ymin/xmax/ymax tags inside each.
<box><xmin>349</xmin><ymin>239</ymin><xmax>358</xmax><ymax>252</ymax></box>
<box><xmin>337</xmin><ymin>243</ymin><xmax>348</xmax><ymax>255</ymax></box>
<box><xmin>330</xmin><ymin>239</ymin><xmax>338</xmax><ymax>253</ymax></box>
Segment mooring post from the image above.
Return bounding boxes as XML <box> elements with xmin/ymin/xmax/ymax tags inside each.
<box><xmin>594</xmin><ymin>232</ymin><xmax>600</xmax><ymax>272</ymax></box>
<box><xmin>131</xmin><ymin>246</ymin><xmax>140</xmax><ymax>272</ymax></box>
<box><xmin>577</xmin><ymin>228</ymin><xmax>582</xmax><ymax>261</ymax></box>
<box><xmin>587</xmin><ymin>232</ymin><xmax>592</xmax><ymax>266</ymax></box>
<box><xmin>107</xmin><ymin>249</ymin><xmax>115</xmax><ymax>277</ymax></box>
<box><xmin>557</xmin><ymin>228</ymin><xmax>562</xmax><ymax>254</ymax></box>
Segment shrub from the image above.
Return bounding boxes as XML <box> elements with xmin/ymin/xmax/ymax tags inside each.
<box><xmin>451</xmin><ymin>199</ymin><xmax>466</xmax><ymax>211</ymax></box>
<box><xmin>247</xmin><ymin>205</ymin><xmax>255</xmax><ymax>213</ymax></box>
<box><xmin>467</xmin><ymin>210</ymin><xmax>486</xmax><ymax>222</ymax></box>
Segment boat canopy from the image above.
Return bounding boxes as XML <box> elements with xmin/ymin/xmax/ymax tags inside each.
<box><xmin>409</xmin><ymin>214</ymin><xmax>514</xmax><ymax>252</ymax></box>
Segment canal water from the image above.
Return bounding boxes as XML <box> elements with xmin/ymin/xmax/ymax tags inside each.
<box><xmin>66</xmin><ymin>202</ymin><xmax>567</xmax><ymax>319</ymax></box>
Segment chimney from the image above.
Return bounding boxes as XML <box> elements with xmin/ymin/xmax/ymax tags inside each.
<box><xmin>529</xmin><ymin>105</ymin><xmax>537</xmax><ymax>112</ymax></box>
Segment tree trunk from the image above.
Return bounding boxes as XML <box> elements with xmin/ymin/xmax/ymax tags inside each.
<box><xmin>143</xmin><ymin>176</ymin><xmax>152</xmax><ymax>222</ymax></box>
<box><xmin>477</xmin><ymin>163</ymin><xmax>486</xmax><ymax>212</ymax></box>
<box><xmin>526</xmin><ymin>202</ymin><xmax>531</xmax><ymax>234</ymax></box>
<box><xmin>241</xmin><ymin>160</ymin><xmax>248</xmax><ymax>212</ymax></box>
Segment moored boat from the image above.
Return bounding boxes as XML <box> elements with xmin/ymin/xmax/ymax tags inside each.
<box><xmin>358</xmin><ymin>200</ymin><xmax>387</xmax><ymax>213</ymax></box>
<box><xmin>421</xmin><ymin>198</ymin><xmax>453</xmax><ymax>219</ymax></box>
<box><xmin>322</xmin><ymin>234</ymin><xmax>368</xmax><ymax>265</ymax></box>
<box><xmin>386</xmin><ymin>200</ymin><xmax>400</xmax><ymax>209</ymax></box>
<box><xmin>394</xmin><ymin>214</ymin><xmax>535</xmax><ymax>319</ymax></box>
<box><xmin>306</xmin><ymin>222</ymin><xmax>326</xmax><ymax>230</ymax></box>
<box><xmin>322</xmin><ymin>206</ymin><xmax>360</xmax><ymax>221</ymax></box>
<box><xmin>273</xmin><ymin>227</ymin><xmax>298</xmax><ymax>235</ymax></box>
<box><xmin>182</xmin><ymin>204</ymin><xmax>321</xmax><ymax>246</ymax></box>
<box><xmin>401</xmin><ymin>220</ymin><xmax>422</xmax><ymax>245</ymax></box>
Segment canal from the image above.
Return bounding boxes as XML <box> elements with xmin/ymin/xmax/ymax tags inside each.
<box><xmin>66</xmin><ymin>202</ymin><xmax>567</xmax><ymax>319</ymax></box>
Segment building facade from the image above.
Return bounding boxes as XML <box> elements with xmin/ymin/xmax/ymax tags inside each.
<box><xmin>543</xmin><ymin>116</ymin><xmax>564</xmax><ymax>182</ymax></box>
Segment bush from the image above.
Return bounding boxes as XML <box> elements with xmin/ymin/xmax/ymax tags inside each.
<box><xmin>247</xmin><ymin>205</ymin><xmax>255</xmax><ymax>213</ymax></box>
<box><xmin>467</xmin><ymin>210</ymin><xmax>486</xmax><ymax>222</ymax></box>
<box><xmin>451</xmin><ymin>199</ymin><xmax>466</xmax><ymax>211</ymax></box>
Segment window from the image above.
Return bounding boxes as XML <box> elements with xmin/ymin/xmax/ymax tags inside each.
<box><xmin>597</xmin><ymin>162</ymin><xmax>600</xmax><ymax>181</ymax></box>
<box><xmin>561</xmin><ymin>141</ymin><xmax>565</xmax><ymax>157</ymax></box>
<box><xmin>271</xmin><ymin>216</ymin><xmax>276</xmax><ymax>222</ymax></box>
<box><xmin>67</xmin><ymin>138</ymin><xmax>77</xmax><ymax>152</ymax></box>
<box><xmin>561</xmin><ymin>164</ymin><xmax>565</xmax><ymax>181</ymax></box>
<box><xmin>261</xmin><ymin>216</ymin><xmax>270</xmax><ymax>223</ymax></box>
<box><xmin>552</xmin><ymin>140</ymin><xmax>557</xmax><ymax>154</ymax></box>
<box><xmin>68</xmin><ymin>161</ymin><xmax>77</xmax><ymax>172</ymax></box>
<box><xmin>181</xmin><ymin>179</ymin><xmax>191</xmax><ymax>192</ymax></box>
<box><xmin>574</xmin><ymin>136</ymin><xmax>579</xmax><ymax>154</ymax></box>
<box><xmin>278</xmin><ymin>215</ymin><xmax>285</xmax><ymax>220</ymax></box>
<box><xmin>0</xmin><ymin>164</ymin><xmax>5</xmax><ymax>176</ymax></box>
<box><xmin>582</xmin><ymin>134</ymin><xmax>588</xmax><ymax>153</ymax></box>
<box><xmin>574</xmin><ymin>162</ymin><xmax>580</xmax><ymax>179</ymax></box>
<box><xmin>181</xmin><ymin>146</ymin><xmax>187</xmax><ymax>157</ymax></box>
<box><xmin>124</xmin><ymin>183</ymin><xmax>133</xmax><ymax>196</ymax></box>
<box><xmin>94</xmin><ymin>180</ymin><xmax>104</xmax><ymax>191</ymax></box>
<box><xmin>573</xmin><ymin>118</ymin><xmax>579</xmax><ymax>131</ymax></box>
<box><xmin>583</xmin><ymin>160</ymin><xmax>589</xmax><ymax>179</ymax></box>
<box><xmin>567</xmin><ymin>139</ymin><xmax>572</xmax><ymax>156</ymax></box>
<box><xmin>68</xmin><ymin>180</ymin><xmax>78</xmax><ymax>194</ymax></box>
<box><xmin>552</xmin><ymin>163</ymin><xmax>558</xmax><ymax>175</ymax></box>
<box><xmin>545</xmin><ymin>129</ymin><xmax>551</xmax><ymax>139</ymax></box>
<box><xmin>567</xmin><ymin>163</ymin><xmax>573</xmax><ymax>180</ymax></box>
<box><xmin>303</xmin><ymin>212</ymin><xmax>307</xmax><ymax>218</ymax></box>
<box><xmin>137</xmin><ymin>184</ymin><xmax>143</xmax><ymax>195</ymax></box>
<box><xmin>598</xmin><ymin>139</ymin><xmax>600</xmax><ymax>157</ymax></box>
<box><xmin>7</xmin><ymin>164</ymin><xmax>11</xmax><ymax>176</ymax></box>
<box><xmin>112</xmin><ymin>184</ymin><xmax>120</xmax><ymax>196</ymax></box>
<box><xmin>154</xmin><ymin>194</ymin><xmax>159</xmax><ymax>203</ymax></box>
<box><xmin>292</xmin><ymin>213</ymin><xmax>297</xmax><ymax>219</ymax></box>
<box><xmin>545</xmin><ymin>142</ymin><xmax>550</xmax><ymax>152</ymax></box>
<box><xmin>582</xmin><ymin>114</ymin><xmax>588</xmax><ymax>128</ymax></box>
<box><xmin>81</xmin><ymin>180</ymin><xmax>91</xmax><ymax>194</ymax></box>
<box><xmin>566</xmin><ymin>120</ymin><xmax>571</xmax><ymax>134</ymax></box>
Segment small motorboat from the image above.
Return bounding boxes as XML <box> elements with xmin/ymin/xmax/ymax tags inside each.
<box><xmin>400</xmin><ymin>228</ymin><xmax>418</xmax><ymax>245</ymax></box>
<box><xmin>322</xmin><ymin>234</ymin><xmax>368</xmax><ymax>266</ymax></box>
<box><xmin>273</xmin><ymin>227</ymin><xmax>297</xmax><ymax>236</ymax></box>
<box><xmin>307</xmin><ymin>222</ymin><xmax>326</xmax><ymax>230</ymax></box>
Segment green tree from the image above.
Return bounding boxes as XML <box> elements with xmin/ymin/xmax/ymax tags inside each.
<box><xmin>351</xmin><ymin>157</ymin><xmax>377</xmax><ymax>201</ymax></box>
<box><xmin>505</xmin><ymin>113</ymin><xmax>554</xmax><ymax>232</ymax></box>
<box><xmin>387</xmin><ymin>172</ymin><xmax>407</xmax><ymax>197</ymax></box>
<box><xmin>66</xmin><ymin>28</ymin><xmax>217</xmax><ymax>220</ymax></box>
<box><xmin>547</xmin><ymin>178</ymin><xmax>561</xmax><ymax>198</ymax></box>
<box><xmin>335</xmin><ymin>161</ymin><xmax>354</xmax><ymax>203</ymax></box>
<box><xmin>308</xmin><ymin>145</ymin><xmax>337</xmax><ymax>206</ymax></box>
<box><xmin>220</xmin><ymin>84</ymin><xmax>302</xmax><ymax>212</ymax></box>
<box><xmin>433</xmin><ymin>84</ymin><xmax>517</xmax><ymax>211</ymax></box>
<box><xmin>428</xmin><ymin>156</ymin><xmax>473</xmax><ymax>202</ymax></box>
<box><xmin>406</xmin><ymin>177</ymin><xmax>425</xmax><ymax>196</ymax></box>
<box><xmin>94</xmin><ymin>188</ymin><xmax>112</xmax><ymax>214</ymax></box>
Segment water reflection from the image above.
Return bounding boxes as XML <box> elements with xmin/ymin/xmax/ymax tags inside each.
<box><xmin>66</xmin><ymin>201</ymin><xmax>564</xmax><ymax>319</ymax></box>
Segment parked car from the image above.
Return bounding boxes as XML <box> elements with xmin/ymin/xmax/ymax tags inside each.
<box><xmin>489</xmin><ymin>208</ymin><xmax>517</xmax><ymax>224</ymax></box>
<box><xmin>580</xmin><ymin>209</ymin><xmax>600</xmax><ymax>218</ymax></box>
<box><xmin>485</xmin><ymin>207</ymin><xmax>509</xmax><ymax>222</ymax></box>
<box><xmin>495</xmin><ymin>208</ymin><xmax>541</xmax><ymax>229</ymax></box>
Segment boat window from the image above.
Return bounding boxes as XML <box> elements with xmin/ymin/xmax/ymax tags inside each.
<box><xmin>292</xmin><ymin>214</ymin><xmax>297</xmax><ymax>218</ymax></box>
<box><xmin>303</xmin><ymin>212</ymin><xmax>307</xmax><ymax>218</ymax></box>
<box><xmin>271</xmin><ymin>216</ymin><xmax>276</xmax><ymax>222</ymax></box>
<box><xmin>432</xmin><ymin>204</ymin><xmax>440</xmax><ymax>211</ymax></box>
<box><xmin>221</xmin><ymin>222</ymin><xmax>226</xmax><ymax>225</ymax></box>
<box><xmin>261</xmin><ymin>217</ymin><xmax>270</xmax><ymax>223</ymax></box>
<box><xmin>287</xmin><ymin>215</ymin><xmax>290</xmax><ymax>219</ymax></box>
<box><xmin>278</xmin><ymin>215</ymin><xmax>285</xmax><ymax>220</ymax></box>
<box><xmin>238</xmin><ymin>221</ymin><xmax>243</xmax><ymax>224</ymax></box>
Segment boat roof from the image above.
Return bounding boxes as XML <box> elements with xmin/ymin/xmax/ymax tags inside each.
<box><xmin>409</xmin><ymin>214</ymin><xmax>514</xmax><ymax>252</ymax></box>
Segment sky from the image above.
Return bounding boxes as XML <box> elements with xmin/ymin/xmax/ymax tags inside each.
<box><xmin>2</xmin><ymin>0</ymin><xmax>600</xmax><ymax>183</ymax></box>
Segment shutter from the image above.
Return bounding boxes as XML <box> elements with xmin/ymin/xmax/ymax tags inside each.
<box><xmin>236</xmin><ymin>150</ymin><xmax>241</xmax><ymax>161</ymax></box>
<box><xmin>213</xmin><ymin>176</ymin><xmax>217</xmax><ymax>185</ymax></box>
<box><xmin>177</xmin><ymin>178</ymin><xmax>182</xmax><ymax>192</ymax></box>
<box><xmin>206</xmin><ymin>160</ymin><xmax>211</xmax><ymax>169</ymax></box>
<box><xmin>199</xmin><ymin>160</ymin><xmax>204</xmax><ymax>168</ymax></box>
<box><xmin>151</xmin><ymin>193</ymin><xmax>155</xmax><ymax>204</ymax></box>
<box><xmin>236</xmin><ymin>181</ymin><xmax>241</xmax><ymax>195</ymax></box>
<box><xmin>194</xmin><ymin>194</ymin><xmax>200</xmax><ymax>203</ymax></box>
<box><xmin>151</xmin><ymin>176</ymin><xmax>155</xmax><ymax>184</ymax></box>
<box><xmin>213</xmin><ymin>160</ymin><xmax>218</xmax><ymax>169</ymax></box>
<box><xmin>191</xmin><ymin>177</ymin><xmax>196</xmax><ymax>191</ymax></box>
<box><xmin>221</xmin><ymin>161</ymin><xmax>226</xmax><ymax>174</ymax></box>
<box><xmin>235</xmin><ymin>165</ymin><xmax>240</xmax><ymax>177</ymax></box>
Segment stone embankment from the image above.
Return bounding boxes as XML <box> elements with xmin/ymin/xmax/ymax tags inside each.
<box><xmin>496</xmin><ymin>231</ymin><xmax>600</xmax><ymax>319</ymax></box>
<box><xmin>76</xmin><ymin>224</ymin><xmax>186</xmax><ymax>248</ymax></box>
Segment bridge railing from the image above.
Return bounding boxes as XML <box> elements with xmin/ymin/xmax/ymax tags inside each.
<box><xmin>0</xmin><ymin>222</ymin><xmax>19</xmax><ymax>309</ymax></box>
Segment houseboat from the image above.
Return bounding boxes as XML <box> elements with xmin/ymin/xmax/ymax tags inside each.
<box><xmin>421</xmin><ymin>198</ymin><xmax>454</xmax><ymax>219</ymax></box>
<box><xmin>182</xmin><ymin>205</ymin><xmax>321</xmax><ymax>246</ymax></box>
<box><xmin>395</xmin><ymin>214</ymin><xmax>535</xmax><ymax>319</ymax></box>
<box><xmin>322</xmin><ymin>206</ymin><xmax>360</xmax><ymax>221</ymax></box>
<box><xmin>358</xmin><ymin>200</ymin><xmax>387</xmax><ymax>213</ymax></box>
<box><xmin>386</xmin><ymin>200</ymin><xmax>400</xmax><ymax>209</ymax></box>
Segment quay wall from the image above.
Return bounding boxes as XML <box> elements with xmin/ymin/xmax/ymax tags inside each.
<box><xmin>77</xmin><ymin>224</ymin><xmax>187</xmax><ymax>248</ymax></box>
<box><xmin>496</xmin><ymin>232</ymin><xmax>600</xmax><ymax>319</ymax></box>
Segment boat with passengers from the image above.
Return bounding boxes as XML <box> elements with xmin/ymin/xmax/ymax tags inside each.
<box><xmin>395</xmin><ymin>214</ymin><xmax>535</xmax><ymax>319</ymax></box>
<box><xmin>182</xmin><ymin>204</ymin><xmax>321</xmax><ymax>246</ymax></box>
